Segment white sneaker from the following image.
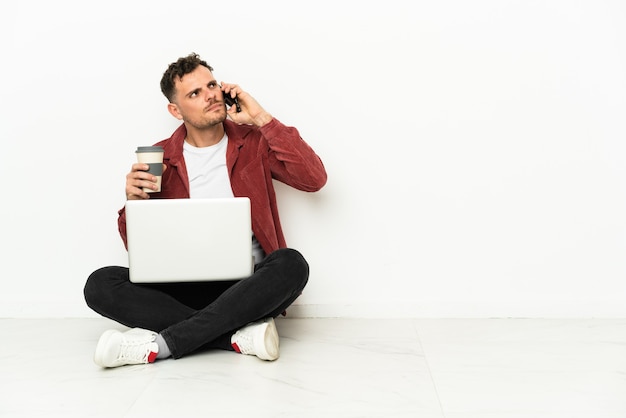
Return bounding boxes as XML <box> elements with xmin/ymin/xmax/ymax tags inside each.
<box><xmin>231</xmin><ymin>318</ymin><xmax>280</xmax><ymax>361</ymax></box>
<box><xmin>94</xmin><ymin>328</ymin><xmax>159</xmax><ymax>368</ymax></box>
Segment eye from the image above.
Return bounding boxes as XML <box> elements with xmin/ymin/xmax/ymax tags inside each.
<box><xmin>208</xmin><ymin>81</ymin><xmax>218</xmax><ymax>89</ymax></box>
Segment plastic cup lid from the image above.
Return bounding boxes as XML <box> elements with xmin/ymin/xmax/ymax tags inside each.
<box><xmin>136</xmin><ymin>146</ymin><xmax>164</xmax><ymax>153</ymax></box>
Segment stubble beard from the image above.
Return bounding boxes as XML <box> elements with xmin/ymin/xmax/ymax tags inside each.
<box><xmin>187</xmin><ymin>106</ymin><xmax>228</xmax><ymax>130</ymax></box>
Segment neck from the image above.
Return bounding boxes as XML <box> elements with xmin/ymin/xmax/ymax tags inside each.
<box><xmin>184</xmin><ymin>123</ymin><xmax>225</xmax><ymax>148</ymax></box>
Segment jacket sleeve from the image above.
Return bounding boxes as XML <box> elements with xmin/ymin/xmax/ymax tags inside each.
<box><xmin>118</xmin><ymin>206</ymin><xmax>129</xmax><ymax>250</ymax></box>
<box><xmin>260</xmin><ymin>118</ymin><xmax>327</xmax><ymax>192</ymax></box>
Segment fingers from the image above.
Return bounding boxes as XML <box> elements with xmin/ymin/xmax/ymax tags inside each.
<box><xmin>220</xmin><ymin>83</ymin><xmax>241</xmax><ymax>112</ymax></box>
<box><xmin>125</xmin><ymin>163</ymin><xmax>158</xmax><ymax>200</ymax></box>
<box><xmin>220</xmin><ymin>83</ymin><xmax>238</xmax><ymax>98</ymax></box>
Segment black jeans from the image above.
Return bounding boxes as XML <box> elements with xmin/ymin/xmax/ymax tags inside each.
<box><xmin>84</xmin><ymin>248</ymin><xmax>309</xmax><ymax>359</ymax></box>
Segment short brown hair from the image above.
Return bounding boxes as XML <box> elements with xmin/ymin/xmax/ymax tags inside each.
<box><xmin>160</xmin><ymin>53</ymin><xmax>214</xmax><ymax>102</ymax></box>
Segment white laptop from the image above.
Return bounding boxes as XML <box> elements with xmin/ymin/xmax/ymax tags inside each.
<box><xmin>125</xmin><ymin>197</ymin><xmax>254</xmax><ymax>283</ymax></box>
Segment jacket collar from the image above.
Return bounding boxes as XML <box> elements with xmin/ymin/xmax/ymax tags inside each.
<box><xmin>163</xmin><ymin>120</ymin><xmax>246</xmax><ymax>175</ymax></box>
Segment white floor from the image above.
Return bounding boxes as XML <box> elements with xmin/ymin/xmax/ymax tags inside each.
<box><xmin>1</xmin><ymin>318</ymin><xmax>625</xmax><ymax>417</ymax></box>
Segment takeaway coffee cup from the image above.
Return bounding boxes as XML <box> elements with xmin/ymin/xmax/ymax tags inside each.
<box><xmin>136</xmin><ymin>146</ymin><xmax>164</xmax><ymax>193</ymax></box>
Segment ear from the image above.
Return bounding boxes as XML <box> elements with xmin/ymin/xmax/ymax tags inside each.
<box><xmin>167</xmin><ymin>103</ymin><xmax>183</xmax><ymax>120</ymax></box>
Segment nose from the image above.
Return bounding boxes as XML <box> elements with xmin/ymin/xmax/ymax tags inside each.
<box><xmin>204</xmin><ymin>87</ymin><xmax>218</xmax><ymax>102</ymax></box>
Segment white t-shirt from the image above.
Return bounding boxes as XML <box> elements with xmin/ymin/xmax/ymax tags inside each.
<box><xmin>183</xmin><ymin>134</ymin><xmax>233</xmax><ymax>199</ymax></box>
<box><xmin>184</xmin><ymin>134</ymin><xmax>265</xmax><ymax>264</ymax></box>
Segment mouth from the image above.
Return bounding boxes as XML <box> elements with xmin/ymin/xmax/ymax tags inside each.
<box><xmin>204</xmin><ymin>103</ymin><xmax>225</xmax><ymax>113</ymax></box>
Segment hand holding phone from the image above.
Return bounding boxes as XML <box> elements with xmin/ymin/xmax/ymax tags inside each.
<box><xmin>221</xmin><ymin>86</ymin><xmax>241</xmax><ymax>113</ymax></box>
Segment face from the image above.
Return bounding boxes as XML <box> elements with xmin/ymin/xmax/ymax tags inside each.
<box><xmin>167</xmin><ymin>65</ymin><xmax>227</xmax><ymax>129</ymax></box>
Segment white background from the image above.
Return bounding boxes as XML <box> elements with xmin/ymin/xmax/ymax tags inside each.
<box><xmin>1</xmin><ymin>0</ymin><xmax>625</xmax><ymax>318</ymax></box>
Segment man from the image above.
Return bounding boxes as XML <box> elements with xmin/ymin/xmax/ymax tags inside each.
<box><xmin>84</xmin><ymin>53</ymin><xmax>327</xmax><ymax>368</ymax></box>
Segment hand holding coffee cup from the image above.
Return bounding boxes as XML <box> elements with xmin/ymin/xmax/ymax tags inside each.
<box><xmin>135</xmin><ymin>146</ymin><xmax>164</xmax><ymax>193</ymax></box>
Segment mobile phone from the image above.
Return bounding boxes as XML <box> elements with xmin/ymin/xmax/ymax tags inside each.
<box><xmin>222</xmin><ymin>87</ymin><xmax>241</xmax><ymax>112</ymax></box>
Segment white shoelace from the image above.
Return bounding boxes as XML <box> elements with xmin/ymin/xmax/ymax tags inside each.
<box><xmin>117</xmin><ymin>334</ymin><xmax>157</xmax><ymax>362</ymax></box>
